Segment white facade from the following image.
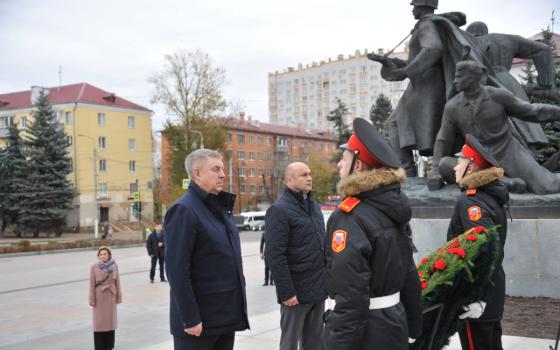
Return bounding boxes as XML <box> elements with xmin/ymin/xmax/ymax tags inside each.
<box><xmin>268</xmin><ymin>49</ymin><xmax>409</xmax><ymax>130</ymax></box>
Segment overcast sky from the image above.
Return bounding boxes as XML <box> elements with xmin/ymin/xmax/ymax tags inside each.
<box><xmin>1</xmin><ymin>0</ymin><xmax>558</xmax><ymax>131</ymax></box>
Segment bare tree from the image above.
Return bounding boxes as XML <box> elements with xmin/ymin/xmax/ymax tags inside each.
<box><xmin>150</xmin><ymin>49</ymin><xmax>228</xmax><ymax>127</ymax></box>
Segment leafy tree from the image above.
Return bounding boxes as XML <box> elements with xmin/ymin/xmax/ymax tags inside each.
<box><xmin>369</xmin><ymin>93</ymin><xmax>393</xmax><ymax>135</ymax></box>
<box><xmin>308</xmin><ymin>152</ymin><xmax>337</xmax><ymax>202</ymax></box>
<box><xmin>326</xmin><ymin>98</ymin><xmax>352</xmax><ymax>162</ymax></box>
<box><xmin>20</xmin><ymin>90</ymin><xmax>75</xmax><ymax>237</ymax></box>
<box><xmin>0</xmin><ymin>125</ymin><xmax>32</xmax><ymax>236</ymax></box>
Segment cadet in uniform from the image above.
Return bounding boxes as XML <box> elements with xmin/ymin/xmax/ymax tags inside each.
<box><xmin>323</xmin><ymin>118</ymin><xmax>423</xmax><ymax>350</ymax></box>
<box><xmin>448</xmin><ymin>134</ymin><xmax>508</xmax><ymax>350</ymax></box>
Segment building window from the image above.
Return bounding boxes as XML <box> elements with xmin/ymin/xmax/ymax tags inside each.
<box><xmin>99</xmin><ymin>183</ymin><xmax>108</xmax><ymax>196</ymax></box>
<box><xmin>130</xmin><ymin>182</ymin><xmax>138</xmax><ymax>193</ymax></box>
<box><xmin>19</xmin><ymin>116</ymin><xmax>27</xmax><ymax>128</ymax></box>
<box><xmin>249</xmin><ymin>135</ymin><xmax>254</xmax><ymax>144</ymax></box>
<box><xmin>98</xmin><ymin>136</ymin><xmax>106</xmax><ymax>149</ymax></box>
<box><xmin>67</xmin><ymin>136</ymin><xmax>73</xmax><ymax>147</ymax></box>
<box><xmin>129</xmin><ymin>138</ymin><xmax>136</xmax><ymax>151</ymax></box>
<box><xmin>227</xmin><ymin>133</ymin><xmax>232</xmax><ymax>143</ymax></box>
<box><xmin>258</xmin><ymin>136</ymin><xmax>263</xmax><ymax>145</ymax></box>
<box><xmin>65</xmin><ymin>112</ymin><xmax>73</xmax><ymax>125</ymax></box>
<box><xmin>258</xmin><ymin>152</ymin><xmax>263</xmax><ymax>161</ymax></box>
<box><xmin>99</xmin><ymin>159</ymin><xmax>107</xmax><ymax>172</ymax></box>
<box><xmin>267</xmin><ymin>137</ymin><xmax>272</xmax><ymax>146</ymax></box>
<box><xmin>249</xmin><ymin>168</ymin><xmax>255</xmax><ymax>177</ymax></box>
<box><xmin>237</xmin><ymin>151</ymin><xmax>245</xmax><ymax>160</ymax></box>
<box><xmin>239</xmin><ymin>167</ymin><xmax>246</xmax><ymax>177</ymax></box>
<box><xmin>0</xmin><ymin>116</ymin><xmax>14</xmax><ymax>128</ymax></box>
<box><xmin>237</xmin><ymin>134</ymin><xmax>245</xmax><ymax>144</ymax></box>
<box><xmin>249</xmin><ymin>152</ymin><xmax>254</xmax><ymax>161</ymax></box>
<box><xmin>240</xmin><ymin>184</ymin><xmax>246</xmax><ymax>193</ymax></box>
<box><xmin>259</xmin><ymin>168</ymin><xmax>264</xmax><ymax>177</ymax></box>
<box><xmin>129</xmin><ymin>160</ymin><xmax>136</xmax><ymax>172</ymax></box>
<box><xmin>267</xmin><ymin>153</ymin><xmax>272</xmax><ymax>161</ymax></box>
<box><xmin>98</xmin><ymin>113</ymin><xmax>106</xmax><ymax>126</ymax></box>
<box><xmin>128</xmin><ymin>116</ymin><xmax>135</xmax><ymax>128</ymax></box>
<box><xmin>250</xmin><ymin>184</ymin><xmax>255</xmax><ymax>193</ymax></box>
<box><xmin>277</xmin><ymin>137</ymin><xmax>288</xmax><ymax>146</ymax></box>
<box><xmin>259</xmin><ymin>185</ymin><xmax>264</xmax><ymax>193</ymax></box>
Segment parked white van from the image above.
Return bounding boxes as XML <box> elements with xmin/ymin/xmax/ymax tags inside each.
<box><xmin>235</xmin><ymin>211</ymin><xmax>266</xmax><ymax>231</ymax></box>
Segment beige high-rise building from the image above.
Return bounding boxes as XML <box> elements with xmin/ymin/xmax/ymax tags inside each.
<box><xmin>268</xmin><ymin>48</ymin><xmax>409</xmax><ymax>130</ymax></box>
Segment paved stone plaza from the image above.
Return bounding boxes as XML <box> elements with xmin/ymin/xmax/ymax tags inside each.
<box><xmin>0</xmin><ymin>231</ymin><xmax>555</xmax><ymax>350</ymax></box>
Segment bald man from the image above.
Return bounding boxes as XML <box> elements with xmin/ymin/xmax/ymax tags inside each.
<box><xmin>265</xmin><ymin>162</ymin><xmax>327</xmax><ymax>350</ymax></box>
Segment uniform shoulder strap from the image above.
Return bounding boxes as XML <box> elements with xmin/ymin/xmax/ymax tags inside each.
<box><xmin>338</xmin><ymin>196</ymin><xmax>361</xmax><ymax>213</ymax></box>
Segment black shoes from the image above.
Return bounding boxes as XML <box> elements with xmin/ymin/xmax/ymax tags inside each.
<box><xmin>262</xmin><ymin>282</ymin><xmax>268</xmax><ymax>286</ymax></box>
<box><xmin>161</xmin><ymin>278</ymin><xmax>167</xmax><ymax>282</ymax></box>
<box><xmin>150</xmin><ymin>279</ymin><xmax>154</xmax><ymax>284</ymax></box>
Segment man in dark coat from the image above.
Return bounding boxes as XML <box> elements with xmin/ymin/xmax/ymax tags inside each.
<box><xmin>432</xmin><ymin>60</ymin><xmax>560</xmax><ymax>194</ymax></box>
<box><xmin>265</xmin><ymin>161</ymin><xmax>326</xmax><ymax>350</ymax></box>
<box><xmin>323</xmin><ymin>118</ymin><xmax>422</xmax><ymax>350</ymax></box>
<box><xmin>164</xmin><ymin>149</ymin><xmax>249</xmax><ymax>350</ymax></box>
<box><xmin>447</xmin><ymin>134</ymin><xmax>509</xmax><ymax>350</ymax></box>
<box><xmin>146</xmin><ymin>224</ymin><xmax>166</xmax><ymax>283</ymax></box>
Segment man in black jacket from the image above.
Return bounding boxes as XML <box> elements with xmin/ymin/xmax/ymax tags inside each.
<box><xmin>265</xmin><ymin>162</ymin><xmax>326</xmax><ymax>350</ymax></box>
<box><xmin>146</xmin><ymin>224</ymin><xmax>166</xmax><ymax>283</ymax></box>
<box><xmin>164</xmin><ymin>149</ymin><xmax>249</xmax><ymax>350</ymax></box>
<box><xmin>323</xmin><ymin>118</ymin><xmax>422</xmax><ymax>350</ymax></box>
<box><xmin>259</xmin><ymin>231</ymin><xmax>273</xmax><ymax>286</ymax></box>
<box><xmin>448</xmin><ymin>134</ymin><xmax>508</xmax><ymax>350</ymax></box>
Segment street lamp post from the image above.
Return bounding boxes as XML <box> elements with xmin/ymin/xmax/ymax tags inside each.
<box><xmin>78</xmin><ymin>134</ymin><xmax>99</xmax><ymax>239</ymax></box>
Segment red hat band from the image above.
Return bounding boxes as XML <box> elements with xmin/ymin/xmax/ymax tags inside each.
<box><xmin>347</xmin><ymin>134</ymin><xmax>381</xmax><ymax>168</ymax></box>
<box><xmin>460</xmin><ymin>144</ymin><xmax>491</xmax><ymax>169</ymax></box>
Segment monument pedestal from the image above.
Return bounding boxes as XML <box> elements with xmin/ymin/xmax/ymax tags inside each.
<box><xmin>403</xmin><ymin>178</ymin><xmax>560</xmax><ymax>298</ymax></box>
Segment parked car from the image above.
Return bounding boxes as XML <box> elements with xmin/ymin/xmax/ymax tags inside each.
<box><xmin>236</xmin><ymin>211</ymin><xmax>266</xmax><ymax>231</ymax></box>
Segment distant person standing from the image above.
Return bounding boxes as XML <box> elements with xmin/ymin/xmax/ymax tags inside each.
<box><xmin>146</xmin><ymin>224</ymin><xmax>166</xmax><ymax>283</ymax></box>
<box><xmin>89</xmin><ymin>246</ymin><xmax>122</xmax><ymax>350</ymax></box>
<box><xmin>265</xmin><ymin>162</ymin><xmax>326</xmax><ymax>350</ymax></box>
<box><xmin>259</xmin><ymin>231</ymin><xmax>274</xmax><ymax>286</ymax></box>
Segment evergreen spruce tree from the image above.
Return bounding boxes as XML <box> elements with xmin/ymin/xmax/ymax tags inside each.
<box><xmin>369</xmin><ymin>93</ymin><xmax>393</xmax><ymax>135</ymax></box>
<box><xmin>23</xmin><ymin>90</ymin><xmax>75</xmax><ymax>237</ymax></box>
<box><xmin>1</xmin><ymin>124</ymin><xmax>33</xmax><ymax>236</ymax></box>
<box><xmin>326</xmin><ymin>98</ymin><xmax>353</xmax><ymax>165</ymax></box>
<box><xmin>518</xmin><ymin>60</ymin><xmax>537</xmax><ymax>85</ymax></box>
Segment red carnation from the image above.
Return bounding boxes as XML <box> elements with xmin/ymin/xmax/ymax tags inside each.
<box><xmin>449</xmin><ymin>247</ymin><xmax>466</xmax><ymax>258</ymax></box>
<box><xmin>473</xmin><ymin>226</ymin><xmax>485</xmax><ymax>234</ymax></box>
<box><xmin>421</xmin><ymin>280</ymin><xmax>427</xmax><ymax>289</ymax></box>
<box><xmin>466</xmin><ymin>234</ymin><xmax>478</xmax><ymax>241</ymax></box>
<box><xmin>421</xmin><ymin>257</ymin><xmax>428</xmax><ymax>265</ymax></box>
<box><xmin>418</xmin><ymin>271</ymin><xmax>425</xmax><ymax>277</ymax></box>
<box><xmin>433</xmin><ymin>259</ymin><xmax>447</xmax><ymax>270</ymax></box>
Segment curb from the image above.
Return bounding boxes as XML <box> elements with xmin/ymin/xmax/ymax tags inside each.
<box><xmin>0</xmin><ymin>243</ymin><xmax>145</xmax><ymax>258</ymax></box>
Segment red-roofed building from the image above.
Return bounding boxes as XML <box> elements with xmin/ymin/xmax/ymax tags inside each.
<box><xmin>160</xmin><ymin>114</ymin><xmax>337</xmax><ymax>213</ymax></box>
<box><xmin>0</xmin><ymin>83</ymin><xmax>154</xmax><ymax>232</ymax></box>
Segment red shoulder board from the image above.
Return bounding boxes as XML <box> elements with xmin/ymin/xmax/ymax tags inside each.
<box><xmin>466</xmin><ymin>188</ymin><xmax>477</xmax><ymax>196</ymax></box>
<box><xmin>338</xmin><ymin>196</ymin><xmax>361</xmax><ymax>213</ymax></box>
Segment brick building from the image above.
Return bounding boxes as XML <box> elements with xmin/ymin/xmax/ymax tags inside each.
<box><xmin>160</xmin><ymin>116</ymin><xmax>337</xmax><ymax>214</ymax></box>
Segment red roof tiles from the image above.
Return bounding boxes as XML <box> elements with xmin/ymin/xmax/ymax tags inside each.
<box><xmin>0</xmin><ymin>83</ymin><xmax>151</xmax><ymax>112</ymax></box>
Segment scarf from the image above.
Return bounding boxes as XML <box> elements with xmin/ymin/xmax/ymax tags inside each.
<box><xmin>96</xmin><ymin>258</ymin><xmax>116</xmax><ymax>273</ymax></box>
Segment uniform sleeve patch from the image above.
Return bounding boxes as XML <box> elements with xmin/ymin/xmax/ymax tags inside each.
<box><xmin>468</xmin><ymin>205</ymin><xmax>482</xmax><ymax>221</ymax></box>
<box><xmin>331</xmin><ymin>230</ymin><xmax>347</xmax><ymax>253</ymax></box>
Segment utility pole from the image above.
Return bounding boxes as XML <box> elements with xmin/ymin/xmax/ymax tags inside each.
<box><xmin>136</xmin><ymin>178</ymin><xmax>141</xmax><ymax>227</ymax></box>
<box><xmin>93</xmin><ymin>146</ymin><xmax>99</xmax><ymax>239</ymax></box>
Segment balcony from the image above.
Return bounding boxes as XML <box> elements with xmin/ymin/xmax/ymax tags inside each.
<box><xmin>275</xmin><ymin>144</ymin><xmax>288</xmax><ymax>153</ymax></box>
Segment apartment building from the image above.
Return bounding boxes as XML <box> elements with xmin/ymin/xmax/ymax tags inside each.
<box><xmin>0</xmin><ymin>83</ymin><xmax>154</xmax><ymax>230</ymax></box>
<box><xmin>268</xmin><ymin>48</ymin><xmax>408</xmax><ymax>130</ymax></box>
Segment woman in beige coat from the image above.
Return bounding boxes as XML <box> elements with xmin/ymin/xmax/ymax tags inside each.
<box><xmin>89</xmin><ymin>246</ymin><xmax>122</xmax><ymax>350</ymax></box>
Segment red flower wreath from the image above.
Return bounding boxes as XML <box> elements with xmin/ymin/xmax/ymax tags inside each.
<box><xmin>473</xmin><ymin>226</ymin><xmax>486</xmax><ymax>234</ymax></box>
<box><xmin>421</xmin><ymin>280</ymin><xmax>428</xmax><ymax>289</ymax></box>
<box><xmin>466</xmin><ymin>234</ymin><xmax>478</xmax><ymax>241</ymax></box>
